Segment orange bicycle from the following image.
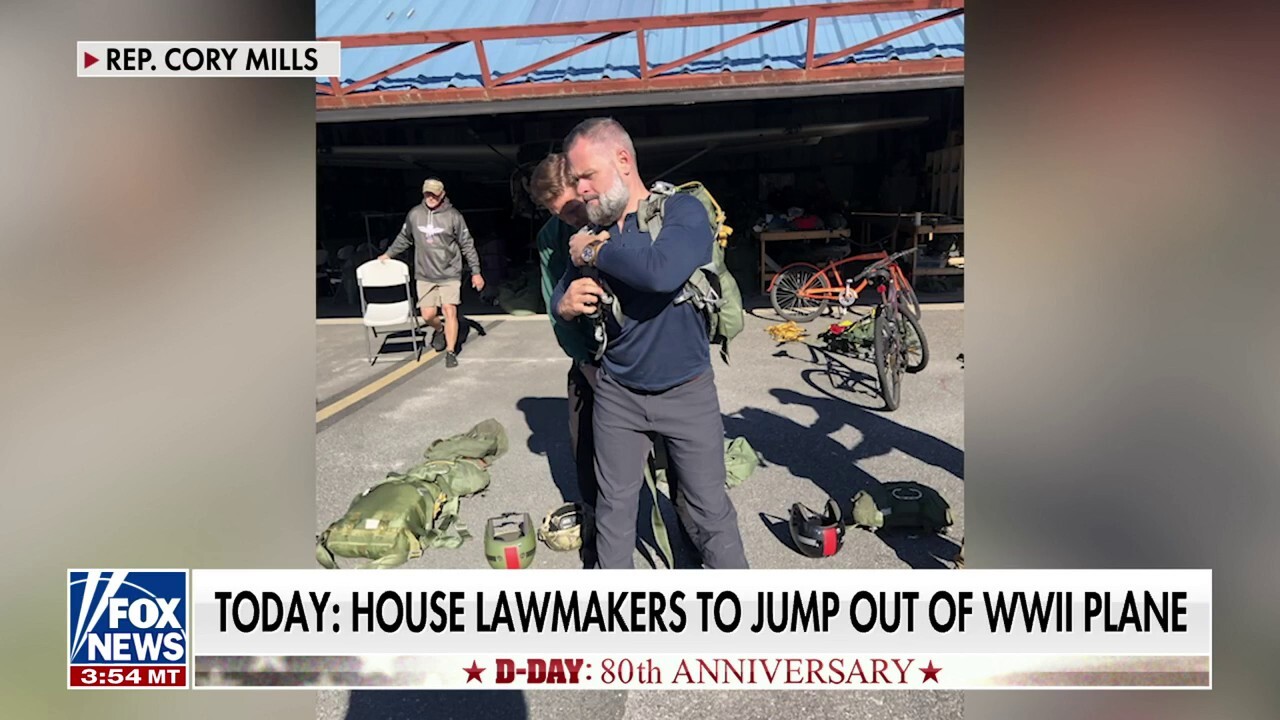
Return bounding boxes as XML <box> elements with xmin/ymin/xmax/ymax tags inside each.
<box><xmin>777</xmin><ymin>248</ymin><xmax>928</xmax><ymax>409</ymax></box>
<box><xmin>769</xmin><ymin>247</ymin><xmax>922</xmax><ymax>323</ymax></box>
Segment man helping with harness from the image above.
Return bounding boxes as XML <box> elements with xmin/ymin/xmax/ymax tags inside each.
<box><xmin>551</xmin><ymin>117</ymin><xmax>749</xmax><ymax>570</ymax></box>
<box><xmin>529</xmin><ymin>153</ymin><xmax>601</xmax><ymax>567</ymax></box>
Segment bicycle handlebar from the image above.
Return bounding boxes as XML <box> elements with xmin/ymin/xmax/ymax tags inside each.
<box><xmin>850</xmin><ymin>247</ymin><xmax>917</xmax><ymax>284</ymax></box>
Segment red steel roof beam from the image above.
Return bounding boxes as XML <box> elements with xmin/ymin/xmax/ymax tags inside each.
<box><xmin>475</xmin><ymin>40</ymin><xmax>493</xmax><ymax>88</ymax></box>
<box><xmin>637</xmin><ymin>28</ymin><xmax>649</xmax><ymax>79</ymax></box>
<box><xmin>341</xmin><ymin>41</ymin><xmax>466</xmax><ymax>95</ymax></box>
<box><xmin>814</xmin><ymin>8</ymin><xmax>963</xmax><ymax>68</ymax></box>
<box><xmin>647</xmin><ymin>19</ymin><xmax>799</xmax><ymax>78</ymax></box>
<box><xmin>805</xmin><ymin>15</ymin><xmax>818</xmax><ymax>69</ymax></box>
<box><xmin>321</xmin><ymin>1</ymin><xmax>963</xmax><ymax>48</ymax></box>
<box><xmin>490</xmin><ymin>31</ymin><xmax>630</xmax><ymax>86</ymax></box>
<box><xmin>316</xmin><ymin>57</ymin><xmax>964</xmax><ymax>109</ymax></box>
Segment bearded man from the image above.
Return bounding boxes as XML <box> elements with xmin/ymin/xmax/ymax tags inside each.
<box><xmin>550</xmin><ymin>118</ymin><xmax>749</xmax><ymax>570</ymax></box>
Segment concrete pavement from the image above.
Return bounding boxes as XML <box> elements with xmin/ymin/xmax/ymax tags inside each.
<box><xmin>314</xmin><ymin>305</ymin><xmax>964</xmax><ymax>718</ymax></box>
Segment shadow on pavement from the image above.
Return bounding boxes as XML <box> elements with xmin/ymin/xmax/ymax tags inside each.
<box><xmin>724</xmin><ymin>406</ymin><xmax>882</xmax><ymax>506</ymax></box>
<box><xmin>516</xmin><ymin>396</ymin><xmax>579</xmax><ymax>505</ymax></box>
<box><xmin>724</xmin><ymin>389</ymin><xmax>962</xmax><ymax>563</ymax></box>
<box><xmin>370</xmin><ymin>330</ymin><xmax>425</xmax><ymax>363</ymax></box>
<box><xmin>346</xmin><ymin>690</ymin><xmax>528</xmax><ymax>720</ymax></box>
<box><xmin>770</xmin><ymin>343</ymin><xmax>883</xmax><ymax>406</ymax></box>
<box><xmin>867</xmin><ymin>528</ymin><xmax>964</xmax><ymax>570</ymax></box>
<box><xmin>774</xmin><ymin>386</ymin><xmax>964</xmax><ymax>481</ymax></box>
<box><xmin>806</xmin><ymin>348</ymin><xmax>883</xmax><ymax>403</ymax></box>
<box><xmin>758</xmin><ymin>512</ymin><xmax>795</xmax><ymax>552</ymax></box>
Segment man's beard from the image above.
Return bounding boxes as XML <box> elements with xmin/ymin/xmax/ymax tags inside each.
<box><xmin>586</xmin><ymin>171</ymin><xmax>630</xmax><ymax>226</ymax></box>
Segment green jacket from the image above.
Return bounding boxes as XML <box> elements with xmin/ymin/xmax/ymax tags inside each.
<box><xmin>536</xmin><ymin>217</ymin><xmax>595</xmax><ymax>364</ymax></box>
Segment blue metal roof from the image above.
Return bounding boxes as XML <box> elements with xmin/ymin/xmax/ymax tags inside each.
<box><xmin>316</xmin><ymin>0</ymin><xmax>963</xmax><ymax>92</ymax></box>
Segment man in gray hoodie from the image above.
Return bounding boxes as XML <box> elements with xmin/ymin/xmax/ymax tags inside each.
<box><xmin>380</xmin><ymin>178</ymin><xmax>484</xmax><ymax>368</ymax></box>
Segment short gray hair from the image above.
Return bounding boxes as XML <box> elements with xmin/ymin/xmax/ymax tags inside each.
<box><xmin>563</xmin><ymin>117</ymin><xmax>637</xmax><ymax>163</ymax></box>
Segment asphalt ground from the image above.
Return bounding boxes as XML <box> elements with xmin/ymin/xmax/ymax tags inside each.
<box><xmin>314</xmin><ymin>305</ymin><xmax>964</xmax><ymax>719</ymax></box>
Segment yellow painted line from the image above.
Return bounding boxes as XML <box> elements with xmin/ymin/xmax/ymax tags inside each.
<box><xmin>316</xmin><ymin>350</ymin><xmax>439</xmax><ymax>424</ymax></box>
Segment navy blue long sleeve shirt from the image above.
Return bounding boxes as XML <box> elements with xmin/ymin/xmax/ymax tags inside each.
<box><xmin>551</xmin><ymin>193</ymin><xmax>711</xmax><ymax>391</ymax></box>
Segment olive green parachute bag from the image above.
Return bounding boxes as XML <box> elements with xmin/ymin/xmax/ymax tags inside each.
<box><xmin>315</xmin><ymin>419</ymin><xmax>509</xmax><ymax>569</ymax></box>
<box><xmin>633</xmin><ymin>181</ymin><xmax>745</xmax><ymax>363</ymax></box>
<box><xmin>851</xmin><ymin>481</ymin><xmax>953</xmax><ymax>534</ymax></box>
<box><xmin>314</xmin><ymin>477</ymin><xmax>461</xmax><ymax>569</ymax></box>
<box><xmin>410</xmin><ymin>417</ymin><xmax>510</xmax><ymax>496</ymax></box>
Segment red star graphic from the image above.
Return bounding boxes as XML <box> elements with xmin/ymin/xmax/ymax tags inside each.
<box><xmin>920</xmin><ymin>660</ymin><xmax>942</xmax><ymax>683</ymax></box>
<box><xmin>464</xmin><ymin>660</ymin><xmax>485</xmax><ymax>683</ymax></box>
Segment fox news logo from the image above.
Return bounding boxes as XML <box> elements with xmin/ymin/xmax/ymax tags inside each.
<box><xmin>68</xmin><ymin>570</ymin><xmax>188</xmax><ymax>688</ymax></box>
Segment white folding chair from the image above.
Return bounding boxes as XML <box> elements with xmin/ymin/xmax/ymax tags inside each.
<box><xmin>356</xmin><ymin>259</ymin><xmax>422</xmax><ymax>365</ymax></box>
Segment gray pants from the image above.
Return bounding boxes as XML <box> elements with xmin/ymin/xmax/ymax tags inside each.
<box><xmin>592</xmin><ymin>368</ymin><xmax>749</xmax><ymax>569</ymax></box>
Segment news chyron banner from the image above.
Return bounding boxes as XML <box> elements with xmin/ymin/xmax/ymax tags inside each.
<box><xmin>76</xmin><ymin>42</ymin><xmax>340</xmax><ymax>77</ymax></box>
<box><xmin>69</xmin><ymin>569</ymin><xmax>1211</xmax><ymax>690</ymax></box>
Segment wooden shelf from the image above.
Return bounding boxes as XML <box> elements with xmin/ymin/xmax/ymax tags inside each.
<box><xmin>759</xmin><ymin>229</ymin><xmax>851</xmax><ymax>242</ymax></box>
<box><xmin>915</xmin><ymin>224</ymin><xmax>965</xmax><ymax>235</ymax></box>
<box><xmin>848</xmin><ymin>212</ymin><xmax>947</xmax><ymax>219</ymax></box>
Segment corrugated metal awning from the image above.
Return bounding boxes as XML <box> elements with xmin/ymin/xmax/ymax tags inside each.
<box><xmin>316</xmin><ymin>0</ymin><xmax>964</xmax><ymax>121</ymax></box>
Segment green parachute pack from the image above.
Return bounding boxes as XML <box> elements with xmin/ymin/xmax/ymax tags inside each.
<box><xmin>851</xmin><ymin>481</ymin><xmax>954</xmax><ymax>534</ymax></box>
<box><xmin>643</xmin><ymin>435</ymin><xmax>763</xmax><ymax>568</ymax></box>
<box><xmin>610</xmin><ymin>180</ymin><xmax>745</xmax><ymax>363</ymax></box>
<box><xmin>315</xmin><ymin>419</ymin><xmax>509</xmax><ymax>569</ymax></box>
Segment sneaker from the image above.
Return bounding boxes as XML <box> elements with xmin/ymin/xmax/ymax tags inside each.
<box><xmin>445</xmin><ymin>351</ymin><xmax>458</xmax><ymax>368</ymax></box>
<box><xmin>430</xmin><ymin>330</ymin><xmax>446</xmax><ymax>352</ymax></box>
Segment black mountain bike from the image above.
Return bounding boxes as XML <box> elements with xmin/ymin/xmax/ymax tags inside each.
<box><xmin>847</xmin><ymin>248</ymin><xmax>929</xmax><ymax>410</ymax></box>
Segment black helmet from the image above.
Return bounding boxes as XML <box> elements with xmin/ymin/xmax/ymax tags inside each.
<box><xmin>483</xmin><ymin>512</ymin><xmax>537</xmax><ymax>569</ymax></box>
<box><xmin>788</xmin><ymin>499</ymin><xmax>845</xmax><ymax>558</ymax></box>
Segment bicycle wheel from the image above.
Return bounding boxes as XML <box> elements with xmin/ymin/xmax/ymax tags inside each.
<box><xmin>901</xmin><ymin>308</ymin><xmax>929</xmax><ymax>373</ymax></box>
<box><xmin>894</xmin><ymin>266</ymin><xmax>923</xmax><ymax>319</ymax></box>
<box><xmin>873</xmin><ymin>307</ymin><xmax>904</xmax><ymax>411</ymax></box>
<box><xmin>770</xmin><ymin>263</ymin><xmax>830</xmax><ymax>323</ymax></box>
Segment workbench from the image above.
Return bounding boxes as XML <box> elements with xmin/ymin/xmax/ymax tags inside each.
<box><xmin>912</xmin><ymin>223</ymin><xmax>965</xmax><ymax>280</ymax></box>
<box><xmin>756</xmin><ymin>219</ymin><xmax>963</xmax><ymax>295</ymax></box>
<box><xmin>756</xmin><ymin>228</ymin><xmax>851</xmax><ymax>294</ymax></box>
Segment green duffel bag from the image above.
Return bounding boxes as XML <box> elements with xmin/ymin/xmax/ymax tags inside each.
<box><xmin>404</xmin><ymin>418</ymin><xmax>508</xmax><ymax>497</ymax></box>
<box><xmin>401</xmin><ymin>457</ymin><xmax>492</xmax><ymax>497</ymax></box>
<box><xmin>851</xmin><ymin>481</ymin><xmax>954</xmax><ymax>534</ymax></box>
<box><xmin>423</xmin><ymin>418</ymin><xmax>508</xmax><ymax>467</ymax></box>
<box><xmin>315</xmin><ymin>477</ymin><xmax>466</xmax><ymax>570</ymax></box>
<box><xmin>724</xmin><ymin>436</ymin><xmax>763</xmax><ymax>489</ymax></box>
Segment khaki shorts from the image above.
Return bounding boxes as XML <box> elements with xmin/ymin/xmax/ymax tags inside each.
<box><xmin>416</xmin><ymin>279</ymin><xmax>461</xmax><ymax>309</ymax></box>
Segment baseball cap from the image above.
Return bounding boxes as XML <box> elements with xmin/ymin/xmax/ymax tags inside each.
<box><xmin>422</xmin><ymin>178</ymin><xmax>445</xmax><ymax>195</ymax></box>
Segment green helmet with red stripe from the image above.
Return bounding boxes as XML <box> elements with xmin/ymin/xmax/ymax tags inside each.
<box><xmin>484</xmin><ymin>512</ymin><xmax>537</xmax><ymax>569</ymax></box>
<box><xmin>788</xmin><ymin>499</ymin><xmax>845</xmax><ymax>558</ymax></box>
